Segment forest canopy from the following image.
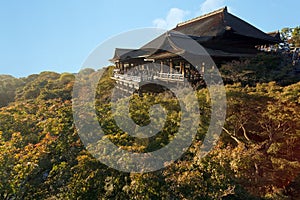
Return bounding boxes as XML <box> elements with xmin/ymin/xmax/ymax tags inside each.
<box><xmin>0</xmin><ymin>53</ymin><xmax>300</xmax><ymax>199</ymax></box>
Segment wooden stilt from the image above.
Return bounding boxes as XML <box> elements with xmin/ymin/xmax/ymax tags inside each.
<box><xmin>180</xmin><ymin>61</ymin><xmax>184</xmax><ymax>75</ymax></box>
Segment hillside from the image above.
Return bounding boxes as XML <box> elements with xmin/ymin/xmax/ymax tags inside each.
<box><xmin>0</xmin><ymin>54</ymin><xmax>300</xmax><ymax>199</ymax></box>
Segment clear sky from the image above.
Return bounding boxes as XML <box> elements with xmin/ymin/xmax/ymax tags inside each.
<box><xmin>0</xmin><ymin>0</ymin><xmax>299</xmax><ymax>77</ymax></box>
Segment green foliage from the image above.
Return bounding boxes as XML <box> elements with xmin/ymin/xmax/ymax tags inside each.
<box><xmin>0</xmin><ymin>75</ymin><xmax>24</xmax><ymax>107</ymax></box>
<box><xmin>291</xmin><ymin>26</ymin><xmax>300</xmax><ymax>47</ymax></box>
<box><xmin>0</xmin><ymin>66</ymin><xmax>299</xmax><ymax>199</ymax></box>
<box><xmin>281</xmin><ymin>27</ymin><xmax>292</xmax><ymax>42</ymax></box>
<box><xmin>220</xmin><ymin>53</ymin><xmax>299</xmax><ymax>86</ymax></box>
<box><xmin>281</xmin><ymin>26</ymin><xmax>300</xmax><ymax>47</ymax></box>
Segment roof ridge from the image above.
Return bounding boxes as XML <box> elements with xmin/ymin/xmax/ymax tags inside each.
<box><xmin>176</xmin><ymin>6</ymin><xmax>227</xmax><ymax>27</ymax></box>
<box><xmin>115</xmin><ymin>48</ymin><xmax>136</xmax><ymax>50</ymax></box>
<box><xmin>267</xmin><ymin>30</ymin><xmax>280</xmax><ymax>34</ymax></box>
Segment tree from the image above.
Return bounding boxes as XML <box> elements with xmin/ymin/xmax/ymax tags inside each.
<box><xmin>281</xmin><ymin>27</ymin><xmax>292</xmax><ymax>43</ymax></box>
<box><xmin>291</xmin><ymin>26</ymin><xmax>300</xmax><ymax>47</ymax></box>
<box><xmin>1</xmin><ymin>67</ymin><xmax>300</xmax><ymax>199</ymax></box>
<box><xmin>281</xmin><ymin>26</ymin><xmax>300</xmax><ymax>47</ymax></box>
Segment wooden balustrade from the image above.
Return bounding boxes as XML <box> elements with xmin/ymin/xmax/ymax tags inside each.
<box><xmin>157</xmin><ymin>73</ymin><xmax>184</xmax><ymax>81</ymax></box>
<box><xmin>113</xmin><ymin>72</ymin><xmax>202</xmax><ymax>83</ymax></box>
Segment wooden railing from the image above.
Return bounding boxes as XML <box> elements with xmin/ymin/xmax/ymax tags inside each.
<box><xmin>184</xmin><ymin>74</ymin><xmax>202</xmax><ymax>81</ymax></box>
<box><xmin>113</xmin><ymin>72</ymin><xmax>202</xmax><ymax>83</ymax></box>
<box><xmin>156</xmin><ymin>73</ymin><xmax>184</xmax><ymax>81</ymax></box>
<box><xmin>113</xmin><ymin>74</ymin><xmax>141</xmax><ymax>82</ymax></box>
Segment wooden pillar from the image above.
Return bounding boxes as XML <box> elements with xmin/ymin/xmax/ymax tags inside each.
<box><xmin>201</xmin><ymin>62</ymin><xmax>205</xmax><ymax>74</ymax></box>
<box><xmin>120</xmin><ymin>62</ymin><xmax>124</xmax><ymax>72</ymax></box>
<box><xmin>180</xmin><ymin>61</ymin><xmax>184</xmax><ymax>75</ymax></box>
<box><xmin>169</xmin><ymin>59</ymin><xmax>173</xmax><ymax>74</ymax></box>
<box><xmin>160</xmin><ymin>61</ymin><xmax>163</xmax><ymax>73</ymax></box>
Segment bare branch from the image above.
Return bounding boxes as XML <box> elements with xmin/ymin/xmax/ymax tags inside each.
<box><xmin>241</xmin><ymin>125</ymin><xmax>251</xmax><ymax>141</ymax></box>
<box><xmin>222</xmin><ymin>127</ymin><xmax>241</xmax><ymax>144</ymax></box>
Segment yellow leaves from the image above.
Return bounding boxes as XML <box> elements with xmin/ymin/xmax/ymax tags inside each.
<box><xmin>271</xmin><ymin>157</ymin><xmax>300</xmax><ymax>170</ymax></box>
<box><xmin>76</xmin><ymin>154</ymin><xmax>91</xmax><ymax>163</ymax></box>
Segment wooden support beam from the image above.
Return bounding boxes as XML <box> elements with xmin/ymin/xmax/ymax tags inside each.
<box><xmin>180</xmin><ymin>61</ymin><xmax>184</xmax><ymax>75</ymax></box>
<box><xmin>120</xmin><ymin>62</ymin><xmax>124</xmax><ymax>72</ymax></box>
<box><xmin>201</xmin><ymin>62</ymin><xmax>205</xmax><ymax>74</ymax></box>
<box><xmin>169</xmin><ymin>59</ymin><xmax>173</xmax><ymax>74</ymax></box>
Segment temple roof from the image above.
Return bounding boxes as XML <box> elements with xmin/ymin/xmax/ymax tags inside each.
<box><xmin>267</xmin><ymin>30</ymin><xmax>282</xmax><ymax>42</ymax></box>
<box><xmin>173</xmin><ymin>7</ymin><xmax>280</xmax><ymax>43</ymax></box>
<box><xmin>110</xmin><ymin>48</ymin><xmax>150</xmax><ymax>62</ymax></box>
<box><xmin>111</xmin><ymin>7</ymin><xmax>281</xmax><ymax>62</ymax></box>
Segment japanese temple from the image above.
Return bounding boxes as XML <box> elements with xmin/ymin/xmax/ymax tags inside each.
<box><xmin>110</xmin><ymin>7</ymin><xmax>281</xmax><ymax>93</ymax></box>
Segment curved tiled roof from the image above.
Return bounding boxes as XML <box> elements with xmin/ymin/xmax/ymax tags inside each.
<box><xmin>111</xmin><ymin>7</ymin><xmax>281</xmax><ymax>62</ymax></box>
<box><xmin>173</xmin><ymin>7</ymin><xmax>280</xmax><ymax>43</ymax></box>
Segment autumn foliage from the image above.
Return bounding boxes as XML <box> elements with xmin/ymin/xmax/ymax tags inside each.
<box><xmin>0</xmin><ymin>54</ymin><xmax>300</xmax><ymax>199</ymax></box>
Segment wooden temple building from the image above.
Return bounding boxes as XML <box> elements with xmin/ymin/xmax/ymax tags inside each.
<box><xmin>110</xmin><ymin>7</ymin><xmax>281</xmax><ymax>93</ymax></box>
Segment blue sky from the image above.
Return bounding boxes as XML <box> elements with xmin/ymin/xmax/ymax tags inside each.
<box><xmin>0</xmin><ymin>0</ymin><xmax>299</xmax><ymax>77</ymax></box>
